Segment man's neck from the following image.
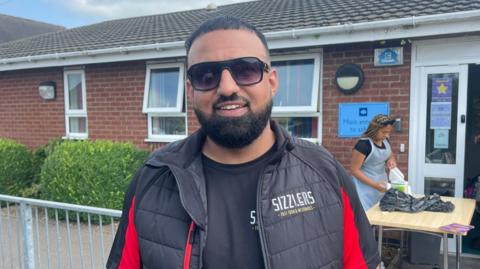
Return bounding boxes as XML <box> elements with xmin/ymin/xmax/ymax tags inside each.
<box><xmin>202</xmin><ymin>123</ymin><xmax>276</xmax><ymax>164</ymax></box>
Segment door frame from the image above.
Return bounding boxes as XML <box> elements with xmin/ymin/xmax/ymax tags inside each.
<box><xmin>409</xmin><ymin>35</ymin><xmax>480</xmax><ymax>195</ymax></box>
<box><xmin>415</xmin><ymin>65</ymin><xmax>468</xmax><ymax>197</ymax></box>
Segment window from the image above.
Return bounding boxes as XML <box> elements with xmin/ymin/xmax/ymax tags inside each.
<box><xmin>271</xmin><ymin>54</ymin><xmax>321</xmax><ymax>142</ymax></box>
<box><xmin>272</xmin><ymin>54</ymin><xmax>320</xmax><ymax>112</ymax></box>
<box><xmin>143</xmin><ymin>63</ymin><xmax>186</xmax><ymax>142</ymax></box>
<box><xmin>64</xmin><ymin>70</ymin><xmax>88</xmax><ymax>139</ymax></box>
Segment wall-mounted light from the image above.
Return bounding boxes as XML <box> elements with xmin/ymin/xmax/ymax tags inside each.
<box><xmin>38</xmin><ymin>81</ymin><xmax>56</xmax><ymax>100</ymax></box>
<box><xmin>335</xmin><ymin>64</ymin><xmax>364</xmax><ymax>94</ymax></box>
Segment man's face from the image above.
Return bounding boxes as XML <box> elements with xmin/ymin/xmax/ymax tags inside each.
<box><xmin>186</xmin><ymin>29</ymin><xmax>278</xmax><ymax>148</ymax></box>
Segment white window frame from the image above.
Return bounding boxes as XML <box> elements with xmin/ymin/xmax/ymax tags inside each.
<box><xmin>271</xmin><ymin>53</ymin><xmax>322</xmax><ymax>144</ymax></box>
<box><xmin>142</xmin><ymin>62</ymin><xmax>187</xmax><ymax>142</ymax></box>
<box><xmin>64</xmin><ymin>69</ymin><xmax>88</xmax><ymax>139</ymax></box>
<box><xmin>271</xmin><ymin>53</ymin><xmax>321</xmax><ymax>113</ymax></box>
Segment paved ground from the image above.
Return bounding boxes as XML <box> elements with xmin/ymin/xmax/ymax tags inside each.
<box><xmin>1</xmin><ymin>205</ymin><xmax>118</xmax><ymax>269</ymax></box>
<box><xmin>383</xmin><ymin>246</ymin><xmax>480</xmax><ymax>269</ymax></box>
<box><xmin>2</xmin><ymin>205</ymin><xmax>479</xmax><ymax>269</ymax></box>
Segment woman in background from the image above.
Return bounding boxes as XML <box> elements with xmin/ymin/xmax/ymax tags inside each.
<box><xmin>351</xmin><ymin>114</ymin><xmax>397</xmax><ymax>211</ymax></box>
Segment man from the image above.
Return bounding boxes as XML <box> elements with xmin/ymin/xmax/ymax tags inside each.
<box><xmin>107</xmin><ymin>16</ymin><xmax>380</xmax><ymax>269</ymax></box>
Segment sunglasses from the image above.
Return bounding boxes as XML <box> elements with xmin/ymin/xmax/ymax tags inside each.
<box><xmin>187</xmin><ymin>57</ymin><xmax>270</xmax><ymax>91</ymax></box>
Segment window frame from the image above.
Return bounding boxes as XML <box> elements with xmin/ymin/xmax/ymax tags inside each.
<box><xmin>142</xmin><ymin>62</ymin><xmax>187</xmax><ymax>142</ymax></box>
<box><xmin>63</xmin><ymin>69</ymin><xmax>88</xmax><ymax>139</ymax></box>
<box><xmin>142</xmin><ymin>63</ymin><xmax>185</xmax><ymax>113</ymax></box>
<box><xmin>270</xmin><ymin>53</ymin><xmax>322</xmax><ymax>143</ymax></box>
<box><xmin>271</xmin><ymin>53</ymin><xmax>321</xmax><ymax>113</ymax></box>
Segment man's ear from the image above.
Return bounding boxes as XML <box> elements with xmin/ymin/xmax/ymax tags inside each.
<box><xmin>268</xmin><ymin>68</ymin><xmax>279</xmax><ymax>97</ymax></box>
<box><xmin>186</xmin><ymin>80</ymin><xmax>194</xmax><ymax>100</ymax></box>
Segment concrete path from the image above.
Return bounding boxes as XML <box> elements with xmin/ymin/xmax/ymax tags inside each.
<box><xmin>1</xmin><ymin>205</ymin><xmax>118</xmax><ymax>269</ymax></box>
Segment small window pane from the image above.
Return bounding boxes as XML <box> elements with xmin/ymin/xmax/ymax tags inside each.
<box><xmin>274</xmin><ymin>117</ymin><xmax>318</xmax><ymax>138</ymax></box>
<box><xmin>424</xmin><ymin>177</ymin><xmax>455</xmax><ymax>197</ymax></box>
<box><xmin>272</xmin><ymin>59</ymin><xmax>315</xmax><ymax>107</ymax></box>
<box><xmin>69</xmin><ymin>117</ymin><xmax>87</xmax><ymax>133</ymax></box>
<box><xmin>68</xmin><ymin>73</ymin><xmax>83</xmax><ymax>110</ymax></box>
<box><xmin>148</xmin><ymin>68</ymin><xmax>180</xmax><ymax>108</ymax></box>
<box><xmin>152</xmin><ymin>117</ymin><xmax>185</xmax><ymax>135</ymax></box>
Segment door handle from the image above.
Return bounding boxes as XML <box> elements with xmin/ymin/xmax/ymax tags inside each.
<box><xmin>461</xmin><ymin>114</ymin><xmax>466</xmax><ymax>123</ymax></box>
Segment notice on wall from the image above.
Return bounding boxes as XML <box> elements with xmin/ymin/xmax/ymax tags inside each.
<box><xmin>431</xmin><ymin>77</ymin><xmax>453</xmax><ymax>102</ymax></box>
<box><xmin>434</xmin><ymin>129</ymin><xmax>449</xmax><ymax>149</ymax></box>
<box><xmin>430</xmin><ymin>102</ymin><xmax>451</xmax><ymax>129</ymax></box>
<box><xmin>338</xmin><ymin>102</ymin><xmax>390</xmax><ymax>137</ymax></box>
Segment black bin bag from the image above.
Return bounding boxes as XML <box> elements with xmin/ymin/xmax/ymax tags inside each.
<box><xmin>379</xmin><ymin>189</ymin><xmax>455</xmax><ymax>213</ymax></box>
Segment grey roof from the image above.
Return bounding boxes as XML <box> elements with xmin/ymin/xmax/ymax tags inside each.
<box><xmin>1</xmin><ymin>0</ymin><xmax>480</xmax><ymax>60</ymax></box>
<box><xmin>0</xmin><ymin>13</ymin><xmax>65</xmax><ymax>43</ymax></box>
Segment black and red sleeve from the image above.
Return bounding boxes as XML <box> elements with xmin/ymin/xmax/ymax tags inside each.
<box><xmin>336</xmin><ymin>161</ymin><xmax>381</xmax><ymax>269</ymax></box>
<box><xmin>106</xmin><ymin>172</ymin><xmax>141</xmax><ymax>269</ymax></box>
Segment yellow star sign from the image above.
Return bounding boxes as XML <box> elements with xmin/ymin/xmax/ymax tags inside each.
<box><xmin>437</xmin><ymin>83</ymin><xmax>448</xmax><ymax>94</ymax></box>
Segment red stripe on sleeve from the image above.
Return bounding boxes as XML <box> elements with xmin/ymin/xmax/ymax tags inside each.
<box><xmin>119</xmin><ymin>197</ymin><xmax>140</xmax><ymax>269</ymax></box>
<box><xmin>342</xmin><ymin>188</ymin><xmax>368</xmax><ymax>269</ymax></box>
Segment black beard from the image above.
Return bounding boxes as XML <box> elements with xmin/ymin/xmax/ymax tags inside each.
<box><xmin>194</xmin><ymin>96</ymin><xmax>273</xmax><ymax>148</ymax></box>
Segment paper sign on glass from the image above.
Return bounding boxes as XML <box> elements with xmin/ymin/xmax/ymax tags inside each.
<box><xmin>430</xmin><ymin>102</ymin><xmax>451</xmax><ymax>129</ymax></box>
<box><xmin>434</xmin><ymin>129</ymin><xmax>449</xmax><ymax>149</ymax></box>
<box><xmin>432</xmin><ymin>77</ymin><xmax>452</xmax><ymax>102</ymax></box>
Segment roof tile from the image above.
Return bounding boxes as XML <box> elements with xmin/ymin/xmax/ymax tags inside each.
<box><xmin>1</xmin><ymin>0</ymin><xmax>480</xmax><ymax>59</ymax></box>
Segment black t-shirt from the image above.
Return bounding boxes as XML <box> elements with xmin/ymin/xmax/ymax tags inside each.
<box><xmin>202</xmin><ymin>146</ymin><xmax>275</xmax><ymax>269</ymax></box>
<box><xmin>354</xmin><ymin>139</ymin><xmax>387</xmax><ymax>158</ymax></box>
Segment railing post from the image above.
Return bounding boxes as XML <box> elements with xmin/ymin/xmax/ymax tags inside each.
<box><xmin>20</xmin><ymin>203</ymin><xmax>35</xmax><ymax>269</ymax></box>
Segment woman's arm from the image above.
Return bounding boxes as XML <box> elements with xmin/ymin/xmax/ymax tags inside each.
<box><xmin>386</xmin><ymin>152</ymin><xmax>397</xmax><ymax>169</ymax></box>
<box><xmin>351</xmin><ymin>149</ymin><xmax>387</xmax><ymax>192</ymax></box>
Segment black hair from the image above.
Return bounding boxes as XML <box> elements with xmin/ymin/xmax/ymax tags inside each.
<box><xmin>185</xmin><ymin>16</ymin><xmax>269</xmax><ymax>59</ymax></box>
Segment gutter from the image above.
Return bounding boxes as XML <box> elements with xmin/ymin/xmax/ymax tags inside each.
<box><xmin>265</xmin><ymin>9</ymin><xmax>480</xmax><ymax>40</ymax></box>
<box><xmin>1</xmin><ymin>9</ymin><xmax>480</xmax><ymax>68</ymax></box>
<box><xmin>1</xmin><ymin>41</ymin><xmax>185</xmax><ymax>65</ymax></box>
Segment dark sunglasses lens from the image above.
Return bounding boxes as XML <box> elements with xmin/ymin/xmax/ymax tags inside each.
<box><xmin>230</xmin><ymin>58</ymin><xmax>263</xmax><ymax>86</ymax></box>
<box><xmin>189</xmin><ymin>63</ymin><xmax>221</xmax><ymax>91</ymax></box>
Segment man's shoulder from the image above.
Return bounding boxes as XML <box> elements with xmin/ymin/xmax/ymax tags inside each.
<box><xmin>288</xmin><ymin>137</ymin><xmax>344</xmax><ymax>198</ymax></box>
<box><xmin>289</xmin><ymin>137</ymin><xmax>335</xmax><ymax>160</ymax></box>
<box><xmin>146</xmin><ymin>132</ymin><xmax>203</xmax><ymax>166</ymax></box>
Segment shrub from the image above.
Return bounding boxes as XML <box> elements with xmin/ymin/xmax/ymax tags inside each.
<box><xmin>0</xmin><ymin>139</ymin><xmax>34</xmax><ymax>196</ymax></box>
<box><xmin>22</xmin><ymin>138</ymin><xmax>65</xmax><ymax>198</ymax></box>
<box><xmin>40</xmin><ymin>140</ymin><xmax>148</xmax><ymax>210</ymax></box>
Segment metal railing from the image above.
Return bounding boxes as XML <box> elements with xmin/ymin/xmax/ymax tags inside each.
<box><xmin>0</xmin><ymin>194</ymin><xmax>122</xmax><ymax>269</ymax></box>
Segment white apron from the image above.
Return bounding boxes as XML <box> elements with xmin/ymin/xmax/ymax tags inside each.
<box><xmin>353</xmin><ymin>138</ymin><xmax>392</xmax><ymax>211</ymax></box>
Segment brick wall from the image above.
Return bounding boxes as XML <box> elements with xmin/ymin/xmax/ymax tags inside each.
<box><xmin>322</xmin><ymin>42</ymin><xmax>411</xmax><ymax>174</ymax></box>
<box><xmin>86</xmin><ymin>61</ymin><xmax>151</xmax><ymax>149</ymax></box>
<box><xmin>1</xmin><ymin>43</ymin><xmax>411</xmax><ymax>172</ymax></box>
<box><xmin>0</xmin><ymin>67</ymin><xmax>65</xmax><ymax>148</ymax></box>
<box><xmin>0</xmin><ymin>61</ymin><xmax>168</xmax><ymax>151</ymax></box>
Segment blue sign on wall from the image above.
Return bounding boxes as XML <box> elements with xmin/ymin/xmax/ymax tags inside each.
<box><xmin>338</xmin><ymin>102</ymin><xmax>390</xmax><ymax>137</ymax></box>
<box><xmin>374</xmin><ymin>47</ymin><xmax>403</xmax><ymax>66</ymax></box>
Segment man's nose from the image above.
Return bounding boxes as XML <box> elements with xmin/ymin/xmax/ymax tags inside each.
<box><xmin>216</xmin><ymin>69</ymin><xmax>240</xmax><ymax>96</ymax></box>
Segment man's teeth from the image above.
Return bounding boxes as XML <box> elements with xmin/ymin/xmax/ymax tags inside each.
<box><xmin>221</xmin><ymin>104</ymin><xmax>242</xmax><ymax>110</ymax></box>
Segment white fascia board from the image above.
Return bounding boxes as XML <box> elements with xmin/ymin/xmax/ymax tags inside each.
<box><xmin>2</xmin><ymin>10</ymin><xmax>480</xmax><ymax>72</ymax></box>
<box><xmin>0</xmin><ymin>42</ymin><xmax>186</xmax><ymax>72</ymax></box>
<box><xmin>267</xmin><ymin>12</ymin><xmax>480</xmax><ymax>49</ymax></box>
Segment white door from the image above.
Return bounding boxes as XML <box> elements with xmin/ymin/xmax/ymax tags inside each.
<box><xmin>416</xmin><ymin>65</ymin><xmax>468</xmax><ymax>198</ymax></box>
<box><xmin>414</xmin><ymin>65</ymin><xmax>468</xmax><ymax>253</ymax></box>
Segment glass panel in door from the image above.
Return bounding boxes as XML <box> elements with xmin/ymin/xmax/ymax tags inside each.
<box><xmin>425</xmin><ymin>73</ymin><xmax>458</xmax><ymax>166</ymax></box>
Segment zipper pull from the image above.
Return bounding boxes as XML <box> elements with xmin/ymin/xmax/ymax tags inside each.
<box><xmin>189</xmin><ymin>222</ymin><xmax>196</xmax><ymax>244</ymax></box>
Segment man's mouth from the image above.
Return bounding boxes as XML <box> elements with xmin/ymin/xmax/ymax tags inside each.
<box><xmin>214</xmin><ymin>102</ymin><xmax>248</xmax><ymax>116</ymax></box>
<box><xmin>219</xmin><ymin>104</ymin><xmax>244</xmax><ymax>110</ymax></box>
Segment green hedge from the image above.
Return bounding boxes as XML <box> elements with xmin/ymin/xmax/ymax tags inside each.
<box><xmin>40</xmin><ymin>140</ymin><xmax>148</xmax><ymax>210</ymax></box>
<box><xmin>0</xmin><ymin>139</ymin><xmax>34</xmax><ymax>196</ymax></box>
<box><xmin>21</xmin><ymin>138</ymin><xmax>65</xmax><ymax>198</ymax></box>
